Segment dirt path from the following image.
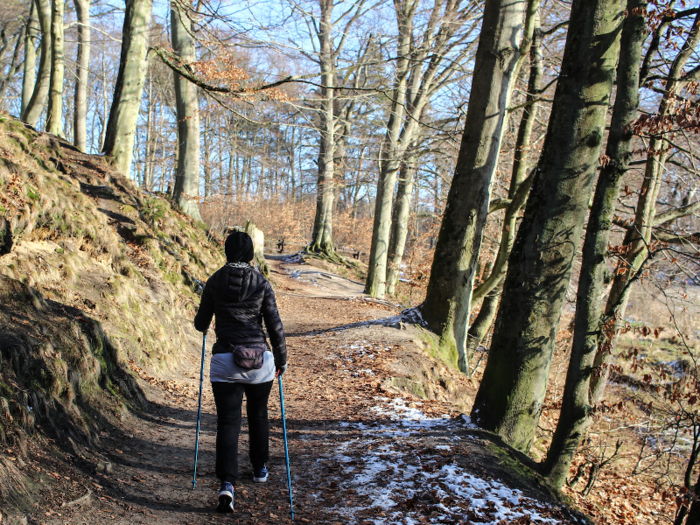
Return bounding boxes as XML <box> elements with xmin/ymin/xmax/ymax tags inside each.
<box><xmin>21</xmin><ymin>257</ymin><xmax>584</xmax><ymax>525</ymax></box>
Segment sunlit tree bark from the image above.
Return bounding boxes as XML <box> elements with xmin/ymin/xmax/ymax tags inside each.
<box><xmin>102</xmin><ymin>0</ymin><xmax>153</xmax><ymax>176</ymax></box>
<box><xmin>72</xmin><ymin>0</ymin><xmax>90</xmax><ymax>151</ymax></box>
<box><xmin>304</xmin><ymin>0</ymin><xmax>369</xmax><ymax>260</ymax></box>
<box><xmin>588</xmin><ymin>8</ymin><xmax>700</xmax><ymax>414</ymax></box>
<box><xmin>22</xmin><ymin>0</ymin><xmax>51</xmax><ymax>128</ymax></box>
<box><xmin>46</xmin><ymin>0</ymin><xmax>65</xmax><ymax>136</ymax></box>
<box><xmin>307</xmin><ymin>0</ymin><xmax>337</xmax><ymax>257</ymax></box>
<box><xmin>366</xmin><ymin>0</ymin><xmax>479</xmax><ymax>298</ymax></box>
<box><xmin>171</xmin><ymin>0</ymin><xmax>202</xmax><ymax>220</ymax></box>
<box><xmin>471</xmin><ymin>0</ymin><xmax>625</xmax><ymax>452</ymax></box>
<box><xmin>21</xmin><ymin>1</ymin><xmax>39</xmax><ymax>115</ymax></box>
<box><xmin>541</xmin><ymin>0</ymin><xmax>648</xmax><ymax>488</ymax></box>
<box><xmin>418</xmin><ymin>0</ymin><xmax>526</xmax><ymax>371</ymax></box>
<box><xmin>386</xmin><ymin>146</ymin><xmax>419</xmax><ymax>296</ymax></box>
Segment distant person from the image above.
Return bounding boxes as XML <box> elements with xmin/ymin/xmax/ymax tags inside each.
<box><xmin>194</xmin><ymin>231</ymin><xmax>288</xmax><ymax>513</ymax></box>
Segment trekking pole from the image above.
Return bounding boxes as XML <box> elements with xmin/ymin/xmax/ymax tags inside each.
<box><xmin>192</xmin><ymin>332</ymin><xmax>207</xmax><ymax>490</ymax></box>
<box><xmin>278</xmin><ymin>374</ymin><xmax>295</xmax><ymax>520</ymax></box>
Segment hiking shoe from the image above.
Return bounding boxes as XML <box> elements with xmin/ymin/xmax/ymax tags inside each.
<box><xmin>253</xmin><ymin>465</ymin><xmax>268</xmax><ymax>483</ymax></box>
<box><xmin>217</xmin><ymin>481</ymin><xmax>234</xmax><ymax>513</ymax></box>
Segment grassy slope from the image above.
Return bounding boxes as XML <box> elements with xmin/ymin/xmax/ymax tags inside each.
<box><xmin>0</xmin><ymin>116</ymin><xmax>224</xmax><ymax>508</ymax></box>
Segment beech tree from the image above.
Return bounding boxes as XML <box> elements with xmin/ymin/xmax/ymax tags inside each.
<box><xmin>416</xmin><ymin>0</ymin><xmax>528</xmax><ymax>371</ymax></box>
<box><xmin>590</xmin><ymin>8</ymin><xmax>700</xmax><ymax>398</ymax></box>
<box><xmin>171</xmin><ymin>0</ymin><xmax>202</xmax><ymax>220</ymax></box>
<box><xmin>21</xmin><ymin>1</ymin><xmax>39</xmax><ymax>115</ymax></box>
<box><xmin>46</xmin><ymin>0</ymin><xmax>64</xmax><ymax>136</ymax></box>
<box><xmin>386</xmin><ymin>137</ymin><xmax>421</xmax><ymax>295</ymax></box>
<box><xmin>365</xmin><ymin>0</ymin><xmax>481</xmax><ymax>299</ymax></box>
<box><xmin>543</xmin><ymin>7</ymin><xmax>700</xmax><ymax>490</ymax></box>
<box><xmin>290</xmin><ymin>0</ymin><xmax>371</xmax><ymax>259</ymax></box>
<box><xmin>22</xmin><ymin>0</ymin><xmax>51</xmax><ymax>127</ymax></box>
<box><xmin>0</xmin><ymin>3</ymin><xmax>28</xmax><ymax>105</ymax></box>
<box><xmin>102</xmin><ymin>0</ymin><xmax>154</xmax><ymax>176</ymax></box>
<box><xmin>73</xmin><ymin>0</ymin><xmax>90</xmax><ymax>151</ymax></box>
<box><xmin>471</xmin><ymin>0</ymin><xmax>625</xmax><ymax>452</ymax></box>
<box><xmin>541</xmin><ymin>0</ymin><xmax>648</xmax><ymax>488</ymax></box>
<box><xmin>464</xmin><ymin>10</ymin><xmax>544</xmax><ymax>367</ymax></box>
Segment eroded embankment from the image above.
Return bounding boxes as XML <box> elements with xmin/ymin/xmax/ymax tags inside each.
<box><xmin>0</xmin><ymin>115</ymin><xmax>224</xmax><ymax>512</ymax></box>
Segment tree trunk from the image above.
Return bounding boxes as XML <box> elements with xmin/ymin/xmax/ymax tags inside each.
<box><xmin>22</xmin><ymin>0</ymin><xmax>51</xmax><ymax>128</ymax></box>
<box><xmin>587</xmin><ymin>9</ymin><xmax>700</xmax><ymax>406</ymax></box>
<box><xmin>307</xmin><ymin>0</ymin><xmax>337</xmax><ymax>258</ymax></box>
<box><xmin>102</xmin><ymin>0</ymin><xmax>153</xmax><ymax>176</ymax></box>
<box><xmin>0</xmin><ymin>24</ymin><xmax>27</xmax><ymax>104</ymax></box>
<box><xmin>365</xmin><ymin>0</ymin><xmax>472</xmax><ymax>298</ymax></box>
<box><xmin>419</xmin><ymin>0</ymin><xmax>525</xmax><ymax>373</ymax></box>
<box><xmin>309</xmin><ymin>125</ymin><xmax>336</xmax><ymax>256</ymax></box>
<box><xmin>364</xmin><ymin>0</ymin><xmax>414</xmax><ymax>298</ymax></box>
<box><xmin>171</xmin><ymin>0</ymin><xmax>202</xmax><ymax>220</ymax></box>
<box><xmin>72</xmin><ymin>0</ymin><xmax>90</xmax><ymax>151</ymax></box>
<box><xmin>471</xmin><ymin>0</ymin><xmax>624</xmax><ymax>452</ymax></box>
<box><xmin>472</xmin><ymin>17</ymin><xmax>542</xmax><ymax>305</ymax></box>
<box><xmin>541</xmin><ymin>0</ymin><xmax>647</xmax><ymax>489</ymax></box>
<box><xmin>365</xmin><ymin>136</ymin><xmax>403</xmax><ymax>298</ymax></box>
<box><xmin>98</xmin><ymin>51</ymin><xmax>108</xmax><ymax>150</ymax></box>
<box><xmin>46</xmin><ymin>0</ymin><xmax>64</xmax><ymax>136</ymax></box>
<box><xmin>21</xmin><ymin>0</ymin><xmax>39</xmax><ymax>116</ymax></box>
<box><xmin>465</xmin><ymin>279</ymin><xmax>503</xmax><ymax>374</ymax></box>
<box><xmin>386</xmin><ymin>152</ymin><xmax>418</xmax><ymax>295</ymax></box>
<box><xmin>202</xmin><ymin>111</ymin><xmax>212</xmax><ymax>198</ymax></box>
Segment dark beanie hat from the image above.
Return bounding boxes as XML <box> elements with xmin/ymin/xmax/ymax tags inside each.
<box><xmin>225</xmin><ymin>231</ymin><xmax>255</xmax><ymax>262</ymax></box>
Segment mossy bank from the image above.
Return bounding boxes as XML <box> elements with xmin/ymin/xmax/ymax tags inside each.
<box><xmin>0</xmin><ymin>115</ymin><xmax>224</xmax><ymax>510</ymax></box>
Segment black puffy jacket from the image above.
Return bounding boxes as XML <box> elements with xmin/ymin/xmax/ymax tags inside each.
<box><xmin>194</xmin><ymin>263</ymin><xmax>287</xmax><ymax>367</ymax></box>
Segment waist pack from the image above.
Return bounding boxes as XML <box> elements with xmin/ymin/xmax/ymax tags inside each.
<box><xmin>230</xmin><ymin>343</ymin><xmax>267</xmax><ymax>370</ymax></box>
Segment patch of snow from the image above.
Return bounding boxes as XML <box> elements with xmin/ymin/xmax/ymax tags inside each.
<box><xmin>284</xmin><ymin>252</ymin><xmax>304</xmax><ymax>264</ymax></box>
<box><xmin>322</xmin><ymin>395</ymin><xmax>567</xmax><ymax>524</ymax></box>
<box><xmin>331</xmin><ymin>441</ymin><xmax>563</xmax><ymax>524</ymax></box>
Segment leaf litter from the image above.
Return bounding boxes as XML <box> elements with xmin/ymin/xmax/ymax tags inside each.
<box><xmin>19</xmin><ymin>257</ymin><xmax>585</xmax><ymax>525</ymax></box>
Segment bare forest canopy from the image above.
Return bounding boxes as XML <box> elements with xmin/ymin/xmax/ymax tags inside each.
<box><xmin>1</xmin><ymin>0</ymin><xmax>700</xmax><ymax>522</ymax></box>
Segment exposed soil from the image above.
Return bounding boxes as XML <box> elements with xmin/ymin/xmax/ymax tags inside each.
<box><xmin>1</xmin><ymin>257</ymin><xmax>586</xmax><ymax>525</ymax></box>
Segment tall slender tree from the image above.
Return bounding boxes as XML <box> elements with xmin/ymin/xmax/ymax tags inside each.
<box><xmin>470</xmin><ymin>9</ymin><xmax>542</xmax><ymax>308</ymax></box>
<box><xmin>307</xmin><ymin>0</ymin><xmax>338</xmax><ymax>256</ymax></box>
<box><xmin>171</xmin><ymin>0</ymin><xmax>202</xmax><ymax>220</ymax></box>
<box><xmin>73</xmin><ymin>0</ymin><xmax>90</xmax><ymax>151</ymax></box>
<box><xmin>46</xmin><ymin>0</ymin><xmax>65</xmax><ymax>136</ymax></box>
<box><xmin>22</xmin><ymin>0</ymin><xmax>51</xmax><ymax>127</ymax></box>
<box><xmin>583</xmin><ymin>8</ymin><xmax>700</xmax><ymax>445</ymax></box>
<box><xmin>386</xmin><ymin>139</ymin><xmax>420</xmax><ymax>295</ymax></box>
<box><xmin>541</xmin><ymin>0</ymin><xmax>648</xmax><ymax>489</ymax></box>
<box><xmin>365</xmin><ymin>0</ymin><xmax>480</xmax><ymax>298</ymax></box>
<box><xmin>299</xmin><ymin>0</ymin><xmax>369</xmax><ymax>259</ymax></box>
<box><xmin>0</xmin><ymin>14</ymin><xmax>27</xmax><ymax>103</ymax></box>
<box><xmin>102</xmin><ymin>0</ymin><xmax>153</xmax><ymax>176</ymax></box>
<box><xmin>471</xmin><ymin>0</ymin><xmax>625</xmax><ymax>452</ymax></box>
<box><xmin>21</xmin><ymin>0</ymin><xmax>39</xmax><ymax>115</ymax></box>
<box><xmin>462</xmin><ymin>9</ymin><xmax>544</xmax><ymax>369</ymax></box>
<box><xmin>417</xmin><ymin>0</ymin><xmax>527</xmax><ymax>372</ymax></box>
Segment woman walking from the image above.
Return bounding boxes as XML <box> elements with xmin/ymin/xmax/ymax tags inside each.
<box><xmin>194</xmin><ymin>231</ymin><xmax>288</xmax><ymax>513</ymax></box>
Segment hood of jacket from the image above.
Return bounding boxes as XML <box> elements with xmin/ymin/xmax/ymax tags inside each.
<box><xmin>215</xmin><ymin>262</ymin><xmax>265</xmax><ymax>303</ymax></box>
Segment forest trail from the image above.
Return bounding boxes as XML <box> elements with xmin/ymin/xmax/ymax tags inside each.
<box><xmin>22</xmin><ymin>257</ymin><xmax>582</xmax><ymax>525</ymax></box>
